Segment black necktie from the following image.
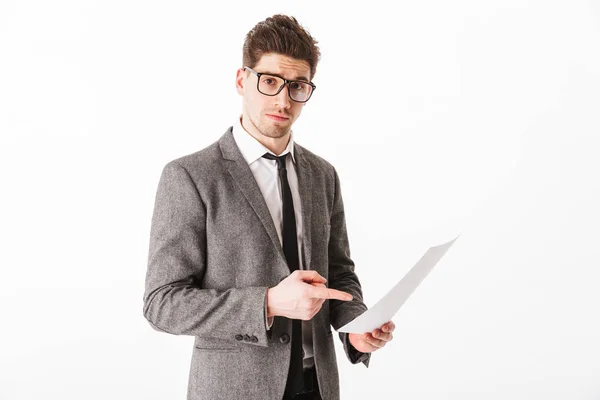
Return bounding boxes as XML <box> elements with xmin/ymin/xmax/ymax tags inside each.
<box><xmin>262</xmin><ymin>152</ymin><xmax>304</xmax><ymax>395</ymax></box>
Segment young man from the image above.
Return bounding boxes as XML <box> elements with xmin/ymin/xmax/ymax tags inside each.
<box><xmin>143</xmin><ymin>14</ymin><xmax>395</xmax><ymax>400</ymax></box>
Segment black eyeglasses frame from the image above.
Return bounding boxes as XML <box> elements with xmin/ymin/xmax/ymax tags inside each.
<box><xmin>243</xmin><ymin>66</ymin><xmax>316</xmax><ymax>103</ymax></box>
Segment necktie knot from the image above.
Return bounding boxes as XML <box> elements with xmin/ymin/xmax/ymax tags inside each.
<box><xmin>262</xmin><ymin>152</ymin><xmax>288</xmax><ymax>170</ymax></box>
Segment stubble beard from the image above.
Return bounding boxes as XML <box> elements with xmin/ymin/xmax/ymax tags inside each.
<box><xmin>253</xmin><ymin>114</ymin><xmax>291</xmax><ymax>139</ymax></box>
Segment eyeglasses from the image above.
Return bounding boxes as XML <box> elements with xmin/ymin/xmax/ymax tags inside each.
<box><xmin>243</xmin><ymin>66</ymin><xmax>316</xmax><ymax>103</ymax></box>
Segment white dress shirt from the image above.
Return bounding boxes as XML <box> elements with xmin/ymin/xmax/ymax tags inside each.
<box><xmin>232</xmin><ymin>115</ymin><xmax>315</xmax><ymax>370</ymax></box>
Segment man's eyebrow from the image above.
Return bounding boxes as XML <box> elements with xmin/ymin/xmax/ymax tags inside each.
<box><xmin>261</xmin><ymin>71</ymin><xmax>310</xmax><ymax>81</ymax></box>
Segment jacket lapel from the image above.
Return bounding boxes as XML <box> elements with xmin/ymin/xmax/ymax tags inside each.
<box><xmin>218</xmin><ymin>127</ymin><xmax>314</xmax><ymax>272</ymax></box>
<box><xmin>295</xmin><ymin>145</ymin><xmax>313</xmax><ymax>270</ymax></box>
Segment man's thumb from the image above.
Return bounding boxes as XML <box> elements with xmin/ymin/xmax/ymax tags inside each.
<box><xmin>294</xmin><ymin>270</ymin><xmax>327</xmax><ymax>283</ymax></box>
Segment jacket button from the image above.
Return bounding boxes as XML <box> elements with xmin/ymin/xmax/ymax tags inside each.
<box><xmin>235</xmin><ymin>334</ymin><xmax>243</xmax><ymax>341</ymax></box>
<box><xmin>243</xmin><ymin>334</ymin><xmax>251</xmax><ymax>342</ymax></box>
<box><xmin>251</xmin><ymin>335</ymin><xmax>258</xmax><ymax>343</ymax></box>
<box><xmin>279</xmin><ymin>333</ymin><xmax>290</xmax><ymax>344</ymax></box>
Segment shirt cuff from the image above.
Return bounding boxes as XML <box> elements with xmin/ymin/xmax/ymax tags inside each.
<box><xmin>265</xmin><ymin>292</ymin><xmax>274</xmax><ymax>330</ymax></box>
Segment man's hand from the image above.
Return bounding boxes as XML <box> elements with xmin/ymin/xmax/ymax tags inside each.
<box><xmin>348</xmin><ymin>321</ymin><xmax>395</xmax><ymax>353</ymax></box>
<box><xmin>267</xmin><ymin>270</ymin><xmax>353</xmax><ymax>321</ymax></box>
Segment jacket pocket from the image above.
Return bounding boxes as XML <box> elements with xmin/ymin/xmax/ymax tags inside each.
<box><xmin>194</xmin><ymin>346</ymin><xmax>241</xmax><ymax>353</ymax></box>
<box><xmin>194</xmin><ymin>337</ymin><xmax>242</xmax><ymax>352</ymax></box>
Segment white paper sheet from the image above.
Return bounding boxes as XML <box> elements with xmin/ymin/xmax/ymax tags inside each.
<box><xmin>338</xmin><ymin>235</ymin><xmax>460</xmax><ymax>333</ymax></box>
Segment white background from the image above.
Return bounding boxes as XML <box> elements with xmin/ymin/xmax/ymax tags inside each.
<box><xmin>1</xmin><ymin>0</ymin><xmax>599</xmax><ymax>399</ymax></box>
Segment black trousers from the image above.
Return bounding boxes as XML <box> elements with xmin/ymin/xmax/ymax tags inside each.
<box><xmin>282</xmin><ymin>366</ymin><xmax>322</xmax><ymax>400</ymax></box>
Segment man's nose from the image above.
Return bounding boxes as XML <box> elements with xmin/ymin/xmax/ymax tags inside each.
<box><xmin>274</xmin><ymin>83</ymin><xmax>292</xmax><ymax>108</ymax></box>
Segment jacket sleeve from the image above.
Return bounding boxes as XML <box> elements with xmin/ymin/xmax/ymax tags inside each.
<box><xmin>143</xmin><ymin>161</ymin><xmax>271</xmax><ymax>347</ymax></box>
<box><xmin>327</xmin><ymin>167</ymin><xmax>372</xmax><ymax>367</ymax></box>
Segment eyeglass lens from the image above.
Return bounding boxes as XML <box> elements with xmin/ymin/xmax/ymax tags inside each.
<box><xmin>258</xmin><ymin>75</ymin><xmax>312</xmax><ymax>102</ymax></box>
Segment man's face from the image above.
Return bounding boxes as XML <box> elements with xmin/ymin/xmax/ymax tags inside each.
<box><xmin>236</xmin><ymin>53</ymin><xmax>312</xmax><ymax>140</ymax></box>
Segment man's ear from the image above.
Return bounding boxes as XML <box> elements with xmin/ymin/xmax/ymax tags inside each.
<box><xmin>235</xmin><ymin>68</ymin><xmax>245</xmax><ymax>96</ymax></box>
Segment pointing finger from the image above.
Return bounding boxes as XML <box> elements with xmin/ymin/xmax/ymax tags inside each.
<box><xmin>308</xmin><ymin>286</ymin><xmax>353</xmax><ymax>301</ymax></box>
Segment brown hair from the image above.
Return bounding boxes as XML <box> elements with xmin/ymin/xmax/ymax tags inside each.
<box><xmin>242</xmin><ymin>14</ymin><xmax>321</xmax><ymax>81</ymax></box>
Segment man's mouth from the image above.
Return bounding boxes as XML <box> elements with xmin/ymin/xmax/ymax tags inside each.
<box><xmin>266</xmin><ymin>114</ymin><xmax>290</xmax><ymax>122</ymax></box>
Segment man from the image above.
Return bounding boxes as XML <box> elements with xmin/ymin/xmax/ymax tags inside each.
<box><xmin>143</xmin><ymin>14</ymin><xmax>395</xmax><ymax>400</ymax></box>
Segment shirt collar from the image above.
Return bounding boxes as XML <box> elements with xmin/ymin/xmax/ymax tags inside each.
<box><xmin>232</xmin><ymin>114</ymin><xmax>296</xmax><ymax>165</ymax></box>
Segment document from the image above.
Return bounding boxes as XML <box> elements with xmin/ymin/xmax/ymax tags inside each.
<box><xmin>338</xmin><ymin>235</ymin><xmax>460</xmax><ymax>334</ymax></box>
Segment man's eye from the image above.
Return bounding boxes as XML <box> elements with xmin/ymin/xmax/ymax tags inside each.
<box><xmin>263</xmin><ymin>78</ymin><xmax>276</xmax><ymax>85</ymax></box>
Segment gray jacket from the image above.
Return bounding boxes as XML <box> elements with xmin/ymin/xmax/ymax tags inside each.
<box><xmin>143</xmin><ymin>127</ymin><xmax>371</xmax><ymax>400</ymax></box>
